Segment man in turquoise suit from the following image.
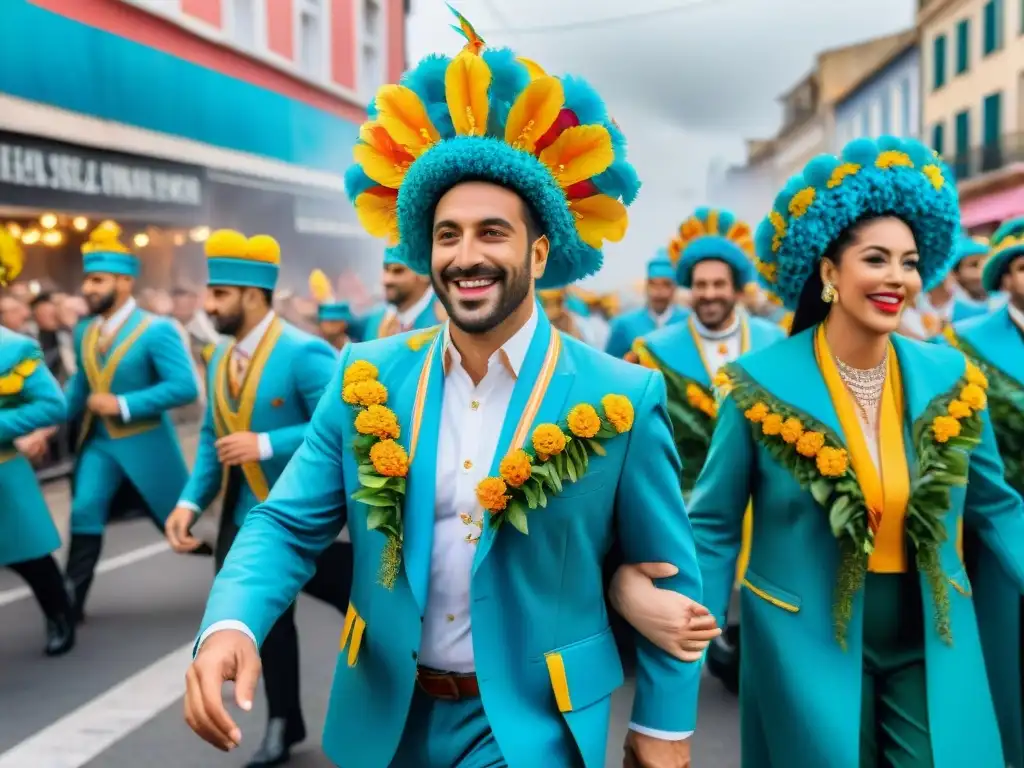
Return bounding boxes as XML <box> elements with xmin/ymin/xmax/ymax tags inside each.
<box><xmin>163</xmin><ymin>230</ymin><xmax>345</xmax><ymax>768</ymax></box>
<box><xmin>901</xmin><ymin>235</ymin><xmax>990</xmax><ymax>339</ymax></box>
<box><xmin>185</xmin><ymin>19</ymin><xmax>713</xmax><ymax>768</ymax></box>
<box><xmin>358</xmin><ymin>248</ymin><xmax>445</xmax><ymax>341</ymax></box>
<box><xmin>64</xmin><ymin>222</ymin><xmax>199</xmax><ymax>622</ymax></box>
<box><xmin>606</xmin><ymin>251</ymin><xmax>687</xmax><ymax>358</ymax></box>
<box><xmin>945</xmin><ymin>217</ymin><xmax>1024</xmax><ymax>768</ymax></box>
<box><xmin>0</xmin><ymin>229</ymin><xmax>76</xmax><ymax>656</ymax></box>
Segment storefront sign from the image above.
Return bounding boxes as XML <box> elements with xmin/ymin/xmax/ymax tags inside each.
<box><xmin>0</xmin><ymin>131</ymin><xmax>207</xmax><ymax>223</ymax></box>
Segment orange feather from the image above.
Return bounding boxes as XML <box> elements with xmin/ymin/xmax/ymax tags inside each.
<box><xmin>504</xmin><ymin>76</ymin><xmax>565</xmax><ymax>153</ymax></box>
<box><xmin>537</xmin><ymin>125</ymin><xmax>614</xmax><ymax>189</ymax></box>
<box><xmin>445</xmin><ymin>53</ymin><xmax>491</xmax><ymax>137</ymax></box>
<box><xmin>374</xmin><ymin>85</ymin><xmax>440</xmax><ymax>157</ymax></box>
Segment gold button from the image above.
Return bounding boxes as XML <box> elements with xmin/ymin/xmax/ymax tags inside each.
<box><xmin>463</xmin><ymin>459</ymin><xmax>472</xmax><ymax>470</ymax></box>
<box><xmin>446</xmin><ymin>614</ymin><xmax>456</xmax><ymax>622</ymax></box>
<box><xmin>471</xmin><ymin>400</ymin><xmax>480</xmax><ymax>411</ymax></box>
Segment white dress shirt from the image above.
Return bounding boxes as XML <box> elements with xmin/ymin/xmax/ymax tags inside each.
<box><xmin>393</xmin><ymin>287</ymin><xmax>436</xmax><ymax>332</ymax></box>
<box><xmin>649</xmin><ymin>306</ymin><xmax>676</xmax><ymax>329</ymax></box>
<box><xmin>177</xmin><ymin>311</ymin><xmax>276</xmax><ymax>514</ymax></box>
<box><xmin>691</xmin><ymin>313</ymin><xmax>741</xmax><ymax>376</ymax></box>
<box><xmin>901</xmin><ymin>292</ymin><xmax>954</xmax><ymax>339</ymax></box>
<box><xmin>97</xmin><ymin>297</ymin><xmax>137</xmax><ymax>424</ymax></box>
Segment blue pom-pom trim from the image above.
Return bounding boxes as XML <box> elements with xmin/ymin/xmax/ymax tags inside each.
<box><xmin>676</xmin><ymin>237</ymin><xmax>754</xmax><ymax>288</ymax></box>
<box><xmin>393</xmin><ymin>136</ymin><xmax>601</xmax><ymax>289</ymax></box>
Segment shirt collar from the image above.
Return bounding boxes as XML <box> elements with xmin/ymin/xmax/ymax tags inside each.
<box><xmin>395</xmin><ymin>287</ymin><xmax>435</xmax><ymax>328</ymax></box>
<box><xmin>649</xmin><ymin>305</ymin><xmax>674</xmax><ymax>325</ymax></box>
<box><xmin>101</xmin><ymin>296</ymin><xmax>137</xmax><ymax>333</ymax></box>
<box><xmin>442</xmin><ymin>305</ymin><xmax>538</xmax><ymax>379</ymax></box>
<box><xmin>235</xmin><ymin>311</ymin><xmax>276</xmax><ymax>358</ymax></box>
<box><xmin>1008</xmin><ymin>302</ymin><xmax>1024</xmax><ymax>332</ymax></box>
<box><xmin>691</xmin><ymin>311</ymin><xmax>740</xmax><ymax>341</ymax></box>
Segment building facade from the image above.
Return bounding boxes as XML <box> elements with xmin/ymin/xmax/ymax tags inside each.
<box><xmin>0</xmin><ymin>0</ymin><xmax>407</xmax><ymax>293</ymax></box>
<box><xmin>920</xmin><ymin>0</ymin><xmax>1024</xmax><ymax>232</ymax></box>
<box><xmin>833</xmin><ymin>40</ymin><xmax>920</xmax><ymax>149</ymax></box>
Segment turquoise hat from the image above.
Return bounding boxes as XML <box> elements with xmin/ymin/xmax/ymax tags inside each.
<box><xmin>205</xmin><ymin>230</ymin><xmax>280</xmax><ymax>291</ymax></box>
<box><xmin>982</xmin><ymin>217</ymin><xmax>1024</xmax><ymax>292</ymax></box>
<box><xmin>383</xmin><ymin>247</ymin><xmax>407</xmax><ymax>268</ymax></box>
<box><xmin>318</xmin><ymin>301</ymin><xmax>353</xmax><ymax>324</ymax></box>
<box><xmin>81</xmin><ymin>224</ymin><xmax>139</xmax><ymax>278</ymax></box>
<box><xmin>647</xmin><ymin>251</ymin><xmax>677</xmax><ymax>283</ymax></box>
<box><xmin>753</xmin><ymin>136</ymin><xmax>960</xmax><ymax>310</ymax></box>
<box><xmin>670</xmin><ymin>207</ymin><xmax>754</xmax><ymax>289</ymax></box>
<box><xmin>953</xmin><ymin>235</ymin><xmax>989</xmax><ymax>266</ymax></box>
<box><xmin>343</xmin><ymin>8</ymin><xmax>640</xmax><ymax>289</ymax></box>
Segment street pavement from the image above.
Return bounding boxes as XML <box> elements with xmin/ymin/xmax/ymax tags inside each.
<box><xmin>0</xmin><ymin>427</ymin><xmax>740</xmax><ymax>767</ymax></box>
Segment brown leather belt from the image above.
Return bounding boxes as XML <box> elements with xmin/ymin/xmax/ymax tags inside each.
<box><xmin>415</xmin><ymin>666</ymin><xmax>480</xmax><ymax>700</ymax></box>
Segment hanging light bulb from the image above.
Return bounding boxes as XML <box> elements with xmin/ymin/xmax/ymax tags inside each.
<box><xmin>6</xmin><ymin>222</ymin><xmax>22</xmax><ymax>239</ymax></box>
<box><xmin>21</xmin><ymin>228</ymin><xmax>41</xmax><ymax>245</ymax></box>
<box><xmin>40</xmin><ymin>213</ymin><xmax>58</xmax><ymax>230</ymax></box>
<box><xmin>41</xmin><ymin>230</ymin><xmax>64</xmax><ymax>247</ymax></box>
<box><xmin>133</xmin><ymin>233</ymin><xmax>150</xmax><ymax>248</ymax></box>
<box><xmin>72</xmin><ymin>216</ymin><xmax>89</xmax><ymax>232</ymax></box>
<box><xmin>189</xmin><ymin>226</ymin><xmax>210</xmax><ymax>243</ymax></box>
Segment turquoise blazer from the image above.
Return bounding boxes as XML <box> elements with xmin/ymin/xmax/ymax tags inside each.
<box><xmin>948</xmin><ymin>306</ymin><xmax>1024</xmax><ymax>768</ymax></box>
<box><xmin>689</xmin><ymin>327</ymin><xmax>1024</xmax><ymax>768</ymax></box>
<box><xmin>604</xmin><ymin>306</ymin><xmax>688</xmax><ymax>359</ymax></box>
<box><xmin>0</xmin><ymin>331</ymin><xmax>66</xmax><ymax>566</ymax></box>
<box><xmin>198</xmin><ymin>314</ymin><xmax>703</xmax><ymax>768</ymax></box>
<box><xmin>951</xmin><ymin>296</ymin><xmax>989</xmax><ymax>323</ymax></box>
<box><xmin>65</xmin><ymin>307</ymin><xmax>199</xmax><ymax>533</ymax></box>
<box><xmin>179</xmin><ymin>319</ymin><xmax>337</xmax><ymax>526</ymax></box>
<box><xmin>359</xmin><ymin>296</ymin><xmax>441</xmax><ymax>342</ymax></box>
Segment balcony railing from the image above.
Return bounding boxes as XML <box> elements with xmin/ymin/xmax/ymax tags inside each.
<box><xmin>944</xmin><ymin>133</ymin><xmax>1024</xmax><ymax>183</ymax></box>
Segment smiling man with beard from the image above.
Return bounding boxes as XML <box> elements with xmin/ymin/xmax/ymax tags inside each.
<box><xmin>358</xmin><ymin>249</ymin><xmax>446</xmax><ymax>341</ymax></box>
<box><xmin>183</xmin><ymin>16</ymin><xmax>719</xmax><ymax>768</ymax></box>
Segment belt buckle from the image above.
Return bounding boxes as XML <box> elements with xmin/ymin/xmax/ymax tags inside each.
<box><xmin>420</xmin><ymin>671</ymin><xmax>462</xmax><ymax>701</ymax></box>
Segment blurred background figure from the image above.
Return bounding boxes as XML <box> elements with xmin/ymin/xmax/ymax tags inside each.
<box><xmin>0</xmin><ymin>294</ymin><xmax>30</xmax><ymax>332</ymax></box>
<box><xmin>538</xmin><ymin>289</ymin><xmax>587</xmax><ymax>341</ymax></box>
<box><xmin>308</xmin><ymin>269</ymin><xmax>352</xmax><ymax>351</ymax></box>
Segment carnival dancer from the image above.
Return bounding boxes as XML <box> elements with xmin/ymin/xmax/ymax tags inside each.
<box><xmin>900</xmin><ymin>235</ymin><xmax>989</xmax><ymax>339</ymax></box>
<box><xmin>943</xmin><ymin>217</ymin><xmax>1024</xmax><ymax>768</ymax></box>
<box><xmin>163</xmin><ymin>231</ymin><xmax>345</xmax><ymax>767</ymax></box>
<box><xmin>64</xmin><ymin>223</ymin><xmax>198</xmax><ymax>622</ymax></box>
<box><xmin>184</xmin><ymin>16</ymin><xmax>718</xmax><ymax>768</ymax></box>
<box><xmin>358</xmin><ymin>248</ymin><xmax>445</xmax><ymax>341</ymax></box>
<box><xmin>308</xmin><ymin>268</ymin><xmax>353</xmax><ymax>351</ymax></box>
<box><xmin>0</xmin><ymin>231</ymin><xmax>76</xmax><ymax>656</ymax></box>
<box><xmin>606</xmin><ymin>251</ymin><xmax>686</xmax><ymax>358</ymax></box>
<box><xmin>684</xmin><ymin>136</ymin><xmax>1024</xmax><ymax>768</ymax></box>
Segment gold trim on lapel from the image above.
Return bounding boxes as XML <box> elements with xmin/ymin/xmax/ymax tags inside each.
<box><xmin>688</xmin><ymin>314</ymin><xmax>749</xmax><ymax>380</ymax></box>
<box><xmin>212</xmin><ymin>317</ymin><xmax>284</xmax><ymax>502</ymax></box>
<box><xmin>409</xmin><ymin>333</ymin><xmax>442</xmax><ymax>462</ymax></box>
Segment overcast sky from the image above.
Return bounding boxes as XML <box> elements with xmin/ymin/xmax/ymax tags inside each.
<box><xmin>405</xmin><ymin>0</ymin><xmax>915</xmax><ymax>290</ymax></box>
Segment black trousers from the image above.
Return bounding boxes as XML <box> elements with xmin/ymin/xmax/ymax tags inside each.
<box><xmin>8</xmin><ymin>554</ymin><xmax>70</xmax><ymax>620</ymax></box>
<box><xmin>215</xmin><ymin>479</ymin><xmax>353</xmax><ymax>723</ymax></box>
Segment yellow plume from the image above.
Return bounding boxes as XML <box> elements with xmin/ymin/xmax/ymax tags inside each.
<box><xmin>309</xmin><ymin>269</ymin><xmax>335</xmax><ymax>303</ymax></box>
<box><xmin>446</xmin><ymin>53</ymin><xmax>491</xmax><ymax>137</ymax></box>
<box><xmin>505</xmin><ymin>76</ymin><xmax>564</xmax><ymax>152</ymax></box>
<box><xmin>246</xmin><ymin>235</ymin><xmax>281</xmax><ymax>264</ymax></box>
<box><xmin>375</xmin><ymin>85</ymin><xmax>441</xmax><ymax>157</ymax></box>
<box><xmin>517</xmin><ymin>57</ymin><xmax>547</xmax><ymax>80</ymax></box>
<box><xmin>82</xmin><ymin>221</ymin><xmax>130</xmax><ymax>254</ymax></box>
<box><xmin>205</xmin><ymin>229</ymin><xmax>248</xmax><ymax>258</ymax></box>
<box><xmin>0</xmin><ymin>229</ymin><xmax>24</xmax><ymax>287</ymax></box>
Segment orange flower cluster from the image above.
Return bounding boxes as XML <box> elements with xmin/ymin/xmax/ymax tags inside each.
<box><xmin>744</xmin><ymin>399</ymin><xmax>848</xmax><ymax>477</ymax></box>
<box><xmin>932</xmin><ymin>362</ymin><xmax>988</xmax><ymax>444</ymax></box>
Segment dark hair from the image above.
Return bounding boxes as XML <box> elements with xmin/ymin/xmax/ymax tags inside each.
<box><xmin>29</xmin><ymin>292</ymin><xmax>54</xmax><ymax>308</ymax></box>
<box><xmin>521</xmin><ymin>198</ymin><xmax>544</xmax><ymax>245</ymax></box>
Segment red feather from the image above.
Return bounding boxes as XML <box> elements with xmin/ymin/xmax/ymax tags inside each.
<box><xmin>534</xmin><ymin>109</ymin><xmax>580</xmax><ymax>153</ymax></box>
<box><xmin>565</xmin><ymin>180</ymin><xmax>600</xmax><ymax>199</ymax></box>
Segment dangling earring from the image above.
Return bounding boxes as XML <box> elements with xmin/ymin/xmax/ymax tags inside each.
<box><xmin>821</xmin><ymin>282</ymin><xmax>837</xmax><ymax>304</ymax></box>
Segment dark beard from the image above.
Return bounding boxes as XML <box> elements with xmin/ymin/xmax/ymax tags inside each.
<box><xmin>212</xmin><ymin>310</ymin><xmax>244</xmax><ymax>337</ymax></box>
<box><xmin>433</xmin><ymin>262</ymin><xmax>531</xmax><ymax>335</ymax></box>
<box><xmin>87</xmin><ymin>291</ymin><xmax>116</xmax><ymax>316</ymax></box>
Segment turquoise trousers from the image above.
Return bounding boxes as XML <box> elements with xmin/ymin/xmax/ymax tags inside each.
<box><xmin>390</xmin><ymin>689</ymin><xmax>506</xmax><ymax>768</ymax></box>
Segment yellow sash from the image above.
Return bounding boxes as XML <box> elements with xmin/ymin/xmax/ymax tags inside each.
<box><xmin>79</xmin><ymin>315</ymin><xmax>155</xmax><ymax>444</ymax></box>
<box><xmin>815</xmin><ymin>324</ymin><xmax>911</xmax><ymax>573</ymax></box>
<box><xmin>212</xmin><ymin>317</ymin><xmax>283</xmax><ymax>502</ymax></box>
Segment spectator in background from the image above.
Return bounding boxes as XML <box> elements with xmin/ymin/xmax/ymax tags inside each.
<box><xmin>57</xmin><ymin>295</ymin><xmax>87</xmax><ymax>331</ymax></box>
<box><xmin>29</xmin><ymin>293</ymin><xmax>76</xmax><ymax>383</ymax></box>
<box><xmin>0</xmin><ymin>294</ymin><xmax>29</xmax><ymax>332</ymax></box>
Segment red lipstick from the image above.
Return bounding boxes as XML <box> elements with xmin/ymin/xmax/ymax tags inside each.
<box><xmin>867</xmin><ymin>292</ymin><xmax>904</xmax><ymax>314</ymax></box>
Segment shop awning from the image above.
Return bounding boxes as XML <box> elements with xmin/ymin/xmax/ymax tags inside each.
<box><xmin>960</xmin><ymin>181</ymin><xmax>1024</xmax><ymax>228</ymax></box>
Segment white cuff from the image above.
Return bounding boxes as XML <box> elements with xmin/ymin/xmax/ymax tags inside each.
<box><xmin>177</xmin><ymin>500</ymin><xmax>201</xmax><ymax>513</ymax></box>
<box><xmin>195</xmin><ymin>620</ymin><xmax>258</xmax><ymax>656</ymax></box>
<box><xmin>257</xmin><ymin>433</ymin><xmax>274</xmax><ymax>461</ymax></box>
<box><xmin>628</xmin><ymin>724</ymin><xmax>693</xmax><ymax>741</ymax></box>
<box><xmin>117</xmin><ymin>396</ymin><xmax>131</xmax><ymax>422</ymax></box>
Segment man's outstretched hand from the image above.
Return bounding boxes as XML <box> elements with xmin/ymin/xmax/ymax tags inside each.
<box><xmin>184</xmin><ymin>629</ymin><xmax>262</xmax><ymax>751</ymax></box>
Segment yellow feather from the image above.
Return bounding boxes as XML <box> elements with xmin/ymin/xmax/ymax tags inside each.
<box><xmin>0</xmin><ymin>229</ymin><xmax>24</xmax><ymax>287</ymax></box>
<box><xmin>355</xmin><ymin>189</ymin><xmax>400</xmax><ymax>245</ymax></box>
<box><xmin>309</xmin><ymin>269</ymin><xmax>334</xmax><ymax>303</ymax></box>
<box><xmin>568</xmin><ymin>195</ymin><xmax>628</xmax><ymax>248</ymax></box>
<box><xmin>517</xmin><ymin>57</ymin><xmax>547</xmax><ymax>80</ymax></box>
<box><xmin>504</xmin><ymin>76</ymin><xmax>564</xmax><ymax>152</ymax></box>
<box><xmin>445</xmin><ymin>53</ymin><xmax>491</xmax><ymax>137</ymax></box>
<box><xmin>375</xmin><ymin>85</ymin><xmax>441</xmax><ymax>156</ymax></box>
<box><xmin>537</xmin><ymin>125</ymin><xmax>614</xmax><ymax>189</ymax></box>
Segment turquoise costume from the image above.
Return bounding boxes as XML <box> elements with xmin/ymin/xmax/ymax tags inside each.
<box><xmin>0</xmin><ymin>330</ymin><xmax>66</xmax><ymax>567</ymax></box>
<box><xmin>689</xmin><ymin>136</ymin><xmax>1024</xmax><ymax>767</ymax></box>
<box><xmin>358</xmin><ymin>249</ymin><xmax>442</xmax><ymax>342</ymax></box>
<box><xmin>201</xmin><ymin>13</ymin><xmax>702</xmax><ymax>768</ymax></box>
<box><xmin>605</xmin><ymin>253</ymin><xmax>687</xmax><ymax>358</ymax></box>
<box><xmin>947</xmin><ymin>236</ymin><xmax>991</xmax><ymax>321</ymax></box>
<box><xmin>982</xmin><ymin>217</ymin><xmax>1024</xmax><ymax>294</ymax></box>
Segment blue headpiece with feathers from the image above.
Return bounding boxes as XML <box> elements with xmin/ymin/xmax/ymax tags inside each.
<box><xmin>668</xmin><ymin>207</ymin><xmax>754</xmax><ymax>288</ymax></box>
<box><xmin>752</xmin><ymin>136</ymin><xmax>960</xmax><ymax>311</ymax></box>
<box><xmin>982</xmin><ymin>216</ymin><xmax>1024</xmax><ymax>292</ymax></box>
<box><xmin>343</xmin><ymin>6</ymin><xmax>640</xmax><ymax>289</ymax></box>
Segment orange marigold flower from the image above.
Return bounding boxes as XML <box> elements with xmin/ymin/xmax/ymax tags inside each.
<box><xmin>815</xmin><ymin>446</ymin><xmax>849</xmax><ymax>477</ymax></box>
<box><xmin>780</xmin><ymin>417</ymin><xmax>804</xmax><ymax>444</ymax></box>
<box><xmin>761</xmin><ymin>413</ymin><xmax>784</xmax><ymax>436</ymax></box>
<box><xmin>965</xmin><ymin>362</ymin><xmax>988</xmax><ymax>389</ymax></box>
<box><xmin>499</xmin><ymin>449</ymin><xmax>533</xmax><ymax>487</ymax></box>
<box><xmin>698</xmin><ymin>396</ymin><xmax>718</xmax><ymax>418</ymax></box>
<box><xmin>744</xmin><ymin>402</ymin><xmax>769</xmax><ymax>423</ymax></box>
<box><xmin>354</xmin><ymin>404</ymin><xmax>400</xmax><ymax>440</ymax></box>
<box><xmin>959</xmin><ymin>383</ymin><xmax>987</xmax><ymax>411</ymax></box>
<box><xmin>343</xmin><ymin>360</ymin><xmax>378</xmax><ymax>387</ymax></box>
<box><xmin>343</xmin><ymin>379</ymin><xmax>388</xmax><ymax>407</ymax></box>
<box><xmin>795</xmin><ymin>430</ymin><xmax>825</xmax><ymax>458</ymax></box>
<box><xmin>932</xmin><ymin>415</ymin><xmax>962</xmax><ymax>444</ymax></box>
<box><xmin>712</xmin><ymin>370</ymin><xmax>731</xmax><ymax>389</ymax></box>
<box><xmin>476</xmin><ymin>476</ymin><xmax>510</xmax><ymax>513</ymax></box>
<box><xmin>532</xmin><ymin>424</ymin><xmax>566</xmax><ymax>457</ymax></box>
<box><xmin>601</xmin><ymin>394</ymin><xmax>634</xmax><ymax>433</ymax></box>
<box><xmin>369</xmin><ymin>439</ymin><xmax>409</xmax><ymax>477</ymax></box>
<box><xmin>567</xmin><ymin>403</ymin><xmax>601</xmax><ymax>438</ymax></box>
<box><xmin>685</xmin><ymin>383</ymin><xmax>705</xmax><ymax>408</ymax></box>
<box><xmin>947</xmin><ymin>399</ymin><xmax>972</xmax><ymax>420</ymax></box>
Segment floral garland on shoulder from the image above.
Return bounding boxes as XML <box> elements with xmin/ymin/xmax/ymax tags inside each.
<box><xmin>0</xmin><ymin>356</ymin><xmax>40</xmax><ymax>397</ymax></box>
<box><xmin>716</xmin><ymin>358</ymin><xmax>990</xmax><ymax>647</ymax></box>
<box><xmin>475</xmin><ymin>395</ymin><xmax>635</xmax><ymax>534</ymax></box>
<box><xmin>340</xmin><ymin>360</ymin><xmax>410</xmax><ymax>589</ymax></box>
<box><xmin>631</xmin><ymin>339</ymin><xmax>719</xmax><ymax>494</ymax></box>
<box><xmin>943</xmin><ymin>328</ymin><xmax>1023</xmax><ymax>493</ymax></box>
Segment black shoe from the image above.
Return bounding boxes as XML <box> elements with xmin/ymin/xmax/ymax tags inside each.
<box><xmin>245</xmin><ymin>717</ymin><xmax>306</xmax><ymax>767</ymax></box>
<box><xmin>65</xmin><ymin>534</ymin><xmax>102</xmax><ymax>625</ymax></box>
<box><xmin>45</xmin><ymin>614</ymin><xmax>75</xmax><ymax>657</ymax></box>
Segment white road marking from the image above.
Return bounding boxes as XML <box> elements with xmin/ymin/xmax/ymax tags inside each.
<box><xmin>0</xmin><ymin>541</ymin><xmax>171</xmax><ymax>608</ymax></box>
<box><xmin>0</xmin><ymin>642</ymin><xmax>193</xmax><ymax>767</ymax></box>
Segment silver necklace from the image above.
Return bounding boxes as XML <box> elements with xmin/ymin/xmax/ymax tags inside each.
<box><xmin>835</xmin><ymin>356</ymin><xmax>887</xmax><ymax>423</ymax></box>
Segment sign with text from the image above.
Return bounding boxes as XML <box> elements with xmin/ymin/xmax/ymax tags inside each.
<box><xmin>0</xmin><ymin>131</ymin><xmax>208</xmax><ymax>224</ymax></box>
